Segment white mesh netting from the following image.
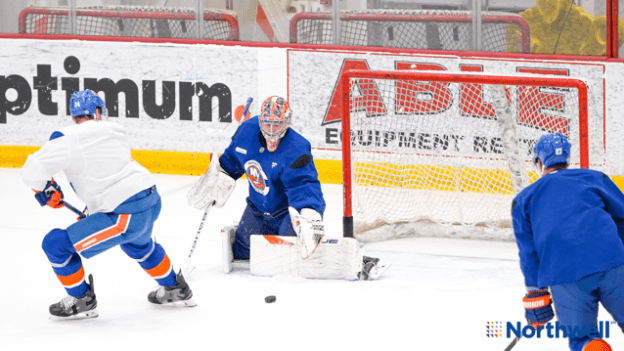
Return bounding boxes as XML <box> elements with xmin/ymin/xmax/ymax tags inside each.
<box><xmin>344</xmin><ymin>71</ymin><xmax>606</xmax><ymax>242</ymax></box>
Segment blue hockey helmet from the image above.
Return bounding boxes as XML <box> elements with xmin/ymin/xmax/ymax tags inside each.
<box><xmin>69</xmin><ymin>90</ymin><xmax>106</xmax><ymax>118</ymax></box>
<box><xmin>532</xmin><ymin>133</ymin><xmax>571</xmax><ymax>168</ymax></box>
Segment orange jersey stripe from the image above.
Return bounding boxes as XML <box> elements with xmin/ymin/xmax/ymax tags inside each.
<box><xmin>146</xmin><ymin>254</ymin><xmax>171</xmax><ymax>278</ymax></box>
<box><xmin>75</xmin><ymin>214</ymin><xmax>131</xmax><ymax>253</ymax></box>
<box><xmin>57</xmin><ymin>266</ymin><xmax>85</xmax><ymax>287</ymax></box>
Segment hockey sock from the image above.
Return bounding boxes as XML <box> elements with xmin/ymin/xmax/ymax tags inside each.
<box><xmin>51</xmin><ymin>253</ymin><xmax>88</xmax><ymax>297</ymax></box>
<box><xmin>42</xmin><ymin>229</ymin><xmax>88</xmax><ymax>297</ymax></box>
<box><xmin>126</xmin><ymin>241</ymin><xmax>177</xmax><ymax>286</ymax></box>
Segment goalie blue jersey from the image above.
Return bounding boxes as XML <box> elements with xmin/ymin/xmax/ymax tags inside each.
<box><xmin>219</xmin><ymin>116</ymin><xmax>326</xmax><ymax>216</ymax></box>
<box><xmin>512</xmin><ymin>169</ymin><xmax>624</xmax><ymax>288</ymax></box>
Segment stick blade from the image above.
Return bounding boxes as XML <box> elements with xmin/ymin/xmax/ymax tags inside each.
<box><xmin>182</xmin><ymin>259</ymin><xmax>196</xmax><ymax>277</ymax></box>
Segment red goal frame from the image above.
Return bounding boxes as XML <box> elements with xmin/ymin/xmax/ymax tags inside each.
<box><xmin>340</xmin><ymin>69</ymin><xmax>589</xmax><ymax>238</ymax></box>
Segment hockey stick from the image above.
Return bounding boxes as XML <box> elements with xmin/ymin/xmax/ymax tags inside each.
<box><xmin>183</xmin><ymin>97</ymin><xmax>253</xmax><ymax>276</ymax></box>
<box><xmin>503</xmin><ymin>336</ymin><xmax>520</xmax><ymax>351</ymax></box>
<box><xmin>503</xmin><ymin>318</ymin><xmax>534</xmax><ymax>350</ymax></box>
<box><xmin>61</xmin><ymin>200</ymin><xmax>88</xmax><ymax>220</ymax></box>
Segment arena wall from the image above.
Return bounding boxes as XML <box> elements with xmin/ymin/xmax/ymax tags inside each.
<box><xmin>1</xmin><ymin>38</ymin><xmax>623</xmax><ymax>188</ymax></box>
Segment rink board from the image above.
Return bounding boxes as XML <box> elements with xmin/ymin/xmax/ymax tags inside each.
<box><xmin>1</xmin><ymin>38</ymin><xmax>623</xmax><ymax>182</ymax></box>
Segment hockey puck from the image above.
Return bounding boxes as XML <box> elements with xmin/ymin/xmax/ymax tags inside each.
<box><xmin>265</xmin><ymin>295</ymin><xmax>276</xmax><ymax>303</ymax></box>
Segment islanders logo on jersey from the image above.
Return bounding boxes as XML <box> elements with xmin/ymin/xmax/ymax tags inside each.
<box><xmin>244</xmin><ymin>160</ymin><xmax>270</xmax><ymax>196</ymax></box>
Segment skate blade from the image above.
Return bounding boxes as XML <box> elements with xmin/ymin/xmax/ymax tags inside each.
<box><xmin>368</xmin><ymin>263</ymin><xmax>391</xmax><ymax>280</ymax></box>
<box><xmin>49</xmin><ymin>309</ymin><xmax>99</xmax><ymax>321</ymax></box>
<box><xmin>178</xmin><ymin>298</ymin><xmax>197</xmax><ymax>307</ymax></box>
<box><xmin>156</xmin><ymin>298</ymin><xmax>198</xmax><ymax>308</ymax></box>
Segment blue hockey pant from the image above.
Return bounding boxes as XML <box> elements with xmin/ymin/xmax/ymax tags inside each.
<box><xmin>551</xmin><ymin>263</ymin><xmax>624</xmax><ymax>351</ymax></box>
<box><xmin>232</xmin><ymin>198</ymin><xmax>296</xmax><ymax>259</ymax></box>
<box><xmin>41</xmin><ymin>187</ymin><xmax>177</xmax><ymax>297</ymax></box>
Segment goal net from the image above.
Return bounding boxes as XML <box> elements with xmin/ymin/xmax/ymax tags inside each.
<box><xmin>340</xmin><ymin>69</ymin><xmax>605</xmax><ymax>242</ymax></box>
<box><xmin>19</xmin><ymin>5</ymin><xmax>239</xmax><ymax>41</ymax></box>
<box><xmin>290</xmin><ymin>10</ymin><xmax>530</xmax><ymax>53</ymax></box>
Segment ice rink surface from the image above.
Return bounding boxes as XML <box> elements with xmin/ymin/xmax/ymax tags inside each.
<box><xmin>1</xmin><ymin>167</ymin><xmax>622</xmax><ymax>351</ymax></box>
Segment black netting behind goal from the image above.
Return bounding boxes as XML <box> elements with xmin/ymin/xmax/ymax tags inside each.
<box><xmin>291</xmin><ymin>10</ymin><xmax>530</xmax><ymax>53</ymax></box>
<box><xmin>19</xmin><ymin>6</ymin><xmax>239</xmax><ymax>41</ymax></box>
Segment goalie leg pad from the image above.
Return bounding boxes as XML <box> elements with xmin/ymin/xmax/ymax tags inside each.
<box><xmin>221</xmin><ymin>226</ymin><xmax>236</xmax><ymax>274</ymax></box>
<box><xmin>250</xmin><ymin>236</ymin><xmax>363</xmax><ymax>280</ymax></box>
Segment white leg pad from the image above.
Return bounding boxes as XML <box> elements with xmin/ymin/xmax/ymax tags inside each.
<box><xmin>221</xmin><ymin>226</ymin><xmax>236</xmax><ymax>274</ymax></box>
<box><xmin>250</xmin><ymin>236</ymin><xmax>363</xmax><ymax>280</ymax></box>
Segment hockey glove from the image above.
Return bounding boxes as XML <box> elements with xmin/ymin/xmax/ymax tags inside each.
<box><xmin>187</xmin><ymin>155</ymin><xmax>236</xmax><ymax>209</ymax></box>
<box><xmin>33</xmin><ymin>178</ymin><xmax>64</xmax><ymax>209</ymax></box>
<box><xmin>288</xmin><ymin>207</ymin><xmax>325</xmax><ymax>260</ymax></box>
<box><xmin>523</xmin><ymin>289</ymin><xmax>554</xmax><ymax>326</ymax></box>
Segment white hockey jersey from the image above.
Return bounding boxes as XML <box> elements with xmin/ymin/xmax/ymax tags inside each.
<box><xmin>20</xmin><ymin>120</ymin><xmax>155</xmax><ymax>214</ymax></box>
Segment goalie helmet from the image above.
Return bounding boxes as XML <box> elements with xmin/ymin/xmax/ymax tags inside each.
<box><xmin>70</xmin><ymin>90</ymin><xmax>106</xmax><ymax>119</ymax></box>
<box><xmin>532</xmin><ymin>132</ymin><xmax>571</xmax><ymax>168</ymax></box>
<box><xmin>259</xmin><ymin>96</ymin><xmax>292</xmax><ymax>152</ymax></box>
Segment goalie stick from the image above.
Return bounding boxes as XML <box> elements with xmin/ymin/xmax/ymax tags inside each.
<box><xmin>183</xmin><ymin>97</ymin><xmax>253</xmax><ymax>276</ymax></box>
<box><xmin>182</xmin><ymin>202</ymin><xmax>213</xmax><ymax>276</ymax></box>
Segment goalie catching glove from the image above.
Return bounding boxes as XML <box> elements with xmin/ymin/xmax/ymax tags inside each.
<box><xmin>33</xmin><ymin>178</ymin><xmax>64</xmax><ymax>209</ymax></box>
<box><xmin>288</xmin><ymin>207</ymin><xmax>325</xmax><ymax>260</ymax></box>
<box><xmin>187</xmin><ymin>155</ymin><xmax>236</xmax><ymax>209</ymax></box>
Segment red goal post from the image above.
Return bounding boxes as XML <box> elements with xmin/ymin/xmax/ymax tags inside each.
<box><xmin>339</xmin><ymin>69</ymin><xmax>597</xmax><ymax>240</ymax></box>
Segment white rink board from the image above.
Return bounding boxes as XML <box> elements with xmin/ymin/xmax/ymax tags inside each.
<box><xmin>2</xmin><ymin>38</ymin><xmax>624</xmax><ymax>174</ymax></box>
<box><xmin>0</xmin><ymin>39</ymin><xmax>283</xmax><ymax>153</ymax></box>
<box><xmin>288</xmin><ymin>50</ymin><xmax>606</xmax><ymax>161</ymax></box>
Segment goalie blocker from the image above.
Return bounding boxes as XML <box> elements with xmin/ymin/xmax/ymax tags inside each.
<box><xmin>221</xmin><ymin>226</ymin><xmax>390</xmax><ymax>280</ymax></box>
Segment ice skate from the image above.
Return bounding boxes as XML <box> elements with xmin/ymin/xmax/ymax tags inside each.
<box><xmin>148</xmin><ymin>270</ymin><xmax>196</xmax><ymax>307</ymax></box>
<box><xmin>358</xmin><ymin>256</ymin><xmax>391</xmax><ymax>281</ymax></box>
<box><xmin>49</xmin><ymin>274</ymin><xmax>98</xmax><ymax>321</ymax></box>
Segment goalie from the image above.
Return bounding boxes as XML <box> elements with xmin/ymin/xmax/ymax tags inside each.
<box><xmin>188</xmin><ymin>96</ymin><xmax>384</xmax><ymax>280</ymax></box>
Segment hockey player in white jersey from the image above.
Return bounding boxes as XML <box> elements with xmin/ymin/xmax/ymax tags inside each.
<box><xmin>20</xmin><ymin>90</ymin><xmax>195</xmax><ymax>320</ymax></box>
<box><xmin>188</xmin><ymin>96</ymin><xmax>388</xmax><ymax>280</ymax></box>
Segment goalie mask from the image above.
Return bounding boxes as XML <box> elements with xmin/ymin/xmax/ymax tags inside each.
<box><xmin>70</xmin><ymin>90</ymin><xmax>107</xmax><ymax>120</ymax></box>
<box><xmin>259</xmin><ymin>96</ymin><xmax>292</xmax><ymax>152</ymax></box>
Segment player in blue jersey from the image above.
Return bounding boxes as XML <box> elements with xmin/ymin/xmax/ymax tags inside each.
<box><xmin>188</xmin><ymin>96</ymin><xmax>326</xmax><ymax>262</ymax></box>
<box><xmin>188</xmin><ymin>96</ymin><xmax>384</xmax><ymax>279</ymax></box>
<box><xmin>21</xmin><ymin>90</ymin><xmax>195</xmax><ymax>320</ymax></box>
<box><xmin>511</xmin><ymin>132</ymin><xmax>624</xmax><ymax>351</ymax></box>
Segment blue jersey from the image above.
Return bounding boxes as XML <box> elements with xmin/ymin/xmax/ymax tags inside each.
<box><xmin>512</xmin><ymin>169</ymin><xmax>624</xmax><ymax>288</ymax></box>
<box><xmin>219</xmin><ymin>117</ymin><xmax>326</xmax><ymax>216</ymax></box>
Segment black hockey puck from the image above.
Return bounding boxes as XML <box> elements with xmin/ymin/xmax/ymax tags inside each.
<box><xmin>265</xmin><ymin>295</ymin><xmax>276</xmax><ymax>303</ymax></box>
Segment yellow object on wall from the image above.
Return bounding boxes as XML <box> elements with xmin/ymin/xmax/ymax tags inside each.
<box><xmin>519</xmin><ymin>0</ymin><xmax>624</xmax><ymax>56</ymax></box>
<box><xmin>521</xmin><ymin>0</ymin><xmax>594</xmax><ymax>55</ymax></box>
